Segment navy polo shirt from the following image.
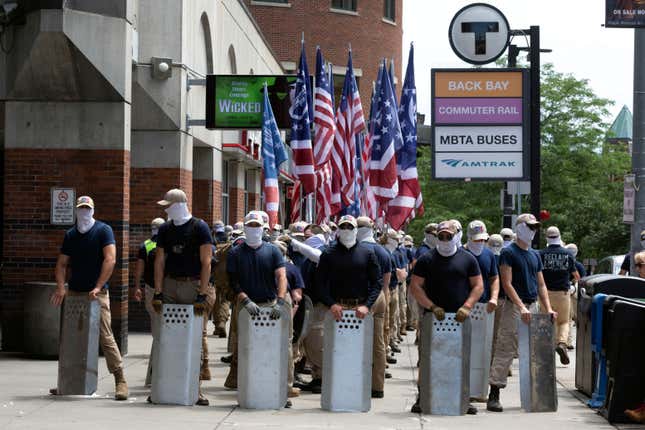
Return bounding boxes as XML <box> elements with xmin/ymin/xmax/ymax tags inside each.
<box><xmin>575</xmin><ymin>260</ymin><xmax>586</xmax><ymax>278</ymax></box>
<box><xmin>361</xmin><ymin>241</ymin><xmax>391</xmax><ymax>277</ymax></box>
<box><xmin>499</xmin><ymin>243</ymin><xmax>543</xmax><ymax>302</ymax></box>
<box><xmin>466</xmin><ymin>247</ymin><xmax>498</xmax><ymax>302</ymax></box>
<box><xmin>60</xmin><ymin>221</ymin><xmax>116</xmax><ymax>292</ymax></box>
<box><xmin>156</xmin><ymin>218</ymin><xmax>213</xmax><ymax>277</ymax></box>
<box><xmin>391</xmin><ymin>248</ymin><xmax>407</xmax><ymax>290</ymax></box>
<box><xmin>412</xmin><ymin>248</ymin><xmax>481</xmax><ymax>312</ymax></box>
<box><xmin>227</xmin><ymin>242</ymin><xmax>285</xmax><ymax>302</ymax></box>
<box><xmin>317</xmin><ymin>242</ymin><xmax>381</xmax><ymax>309</ymax></box>
<box><xmin>415</xmin><ymin>243</ymin><xmax>432</xmax><ymax>260</ymax></box>
<box><xmin>540</xmin><ymin>245</ymin><xmax>576</xmax><ymax>291</ymax></box>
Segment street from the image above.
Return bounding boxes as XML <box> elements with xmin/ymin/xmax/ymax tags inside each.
<box><xmin>0</xmin><ymin>324</ymin><xmax>636</xmax><ymax>430</ymax></box>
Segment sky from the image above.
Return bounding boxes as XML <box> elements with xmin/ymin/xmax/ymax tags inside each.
<box><xmin>402</xmin><ymin>0</ymin><xmax>635</xmax><ymax>123</ymax></box>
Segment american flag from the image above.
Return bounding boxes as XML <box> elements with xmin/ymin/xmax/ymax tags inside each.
<box><xmin>289</xmin><ymin>42</ymin><xmax>316</xmax><ymax>195</ymax></box>
<box><xmin>261</xmin><ymin>82</ymin><xmax>288</xmax><ymax>228</ymax></box>
<box><xmin>369</xmin><ymin>59</ymin><xmax>401</xmax><ymax>204</ymax></box>
<box><xmin>290</xmin><ymin>180</ymin><xmax>302</xmax><ymax>224</ymax></box>
<box><xmin>331</xmin><ymin>51</ymin><xmax>365</xmax><ymax>208</ymax></box>
<box><xmin>386</xmin><ymin>43</ymin><xmax>424</xmax><ymax>229</ymax></box>
<box><xmin>313</xmin><ymin>47</ymin><xmax>335</xmax><ymax>222</ymax></box>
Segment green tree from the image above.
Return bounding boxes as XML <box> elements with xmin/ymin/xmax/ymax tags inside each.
<box><xmin>408</xmin><ymin>63</ymin><xmax>630</xmax><ymax>260</ymax></box>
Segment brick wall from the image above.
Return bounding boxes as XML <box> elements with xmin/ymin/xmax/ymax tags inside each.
<box><xmin>244</xmin><ymin>0</ymin><xmax>404</xmax><ymax>115</ymax></box>
<box><xmin>248</xmin><ymin>192</ymin><xmax>260</xmax><ymax>212</ymax></box>
<box><xmin>229</xmin><ymin>187</ymin><xmax>245</xmax><ymax>225</ymax></box>
<box><xmin>128</xmin><ymin>167</ymin><xmax>192</xmax><ymax>332</ymax></box>
<box><xmin>2</xmin><ymin>148</ymin><xmax>130</xmax><ymax>352</ymax></box>
<box><xmin>192</xmin><ymin>179</ymin><xmax>223</xmax><ymax>226</ymax></box>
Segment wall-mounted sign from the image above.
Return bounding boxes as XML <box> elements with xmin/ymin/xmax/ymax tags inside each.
<box><xmin>432</xmin><ymin>69</ymin><xmax>529</xmax><ymax>180</ymax></box>
<box><xmin>206</xmin><ymin>75</ymin><xmax>310</xmax><ymax>130</ymax></box>
<box><xmin>448</xmin><ymin>3</ymin><xmax>510</xmax><ymax>65</ymax></box>
<box><xmin>51</xmin><ymin>188</ymin><xmax>75</xmax><ymax>225</ymax></box>
<box><xmin>606</xmin><ymin>0</ymin><xmax>645</xmax><ymax>28</ymax></box>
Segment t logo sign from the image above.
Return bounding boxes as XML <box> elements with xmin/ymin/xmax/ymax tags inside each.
<box><xmin>449</xmin><ymin>4</ymin><xmax>510</xmax><ymax>65</ymax></box>
<box><xmin>461</xmin><ymin>22</ymin><xmax>500</xmax><ymax>55</ymax></box>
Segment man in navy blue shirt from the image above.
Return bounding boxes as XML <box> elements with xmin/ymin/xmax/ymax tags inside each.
<box><xmin>413</xmin><ymin>223</ymin><xmax>438</xmax><ymax>264</ymax></box>
<box><xmin>464</xmin><ymin>221</ymin><xmax>500</xmax><ymax>311</ymax></box>
<box><xmin>224</xmin><ymin>211</ymin><xmax>288</xmax><ymax>396</ymax></box>
<box><xmin>153</xmin><ymin>189</ymin><xmax>214</xmax><ymax>406</ymax></box>
<box><xmin>409</xmin><ymin>220</ymin><xmax>484</xmax><ymax>414</ymax></box>
<box><xmin>317</xmin><ymin>215</ymin><xmax>383</xmax><ymax>397</ymax></box>
<box><xmin>487</xmin><ymin>214</ymin><xmax>557</xmax><ymax>413</ymax></box>
<box><xmin>49</xmin><ymin>196</ymin><xmax>128</xmax><ymax>401</ymax></box>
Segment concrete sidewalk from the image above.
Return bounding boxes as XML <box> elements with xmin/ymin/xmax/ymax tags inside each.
<box><xmin>0</xmin><ymin>322</ymin><xmax>632</xmax><ymax>430</ymax></box>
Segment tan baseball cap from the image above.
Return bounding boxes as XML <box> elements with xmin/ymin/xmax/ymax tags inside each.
<box><xmin>546</xmin><ymin>226</ymin><xmax>560</xmax><ymax>238</ymax></box>
<box><xmin>488</xmin><ymin>234</ymin><xmax>503</xmax><ymax>248</ymax></box>
<box><xmin>338</xmin><ymin>215</ymin><xmax>357</xmax><ymax>228</ymax></box>
<box><xmin>356</xmin><ymin>216</ymin><xmax>374</xmax><ymax>228</ymax></box>
<box><xmin>157</xmin><ymin>188</ymin><xmax>187</xmax><ymax>206</ymax></box>
<box><xmin>386</xmin><ymin>228</ymin><xmax>400</xmax><ymax>241</ymax></box>
<box><xmin>516</xmin><ymin>213</ymin><xmax>541</xmax><ymax>226</ymax></box>
<box><xmin>437</xmin><ymin>220</ymin><xmax>457</xmax><ymax>235</ymax></box>
<box><xmin>151</xmin><ymin>218</ymin><xmax>165</xmax><ymax>229</ymax></box>
<box><xmin>76</xmin><ymin>195</ymin><xmax>95</xmax><ymax>209</ymax></box>
<box><xmin>424</xmin><ymin>223</ymin><xmax>438</xmax><ymax>234</ymax></box>
<box><xmin>467</xmin><ymin>220</ymin><xmax>489</xmax><ymax>241</ymax></box>
<box><xmin>244</xmin><ymin>211</ymin><xmax>264</xmax><ymax>226</ymax></box>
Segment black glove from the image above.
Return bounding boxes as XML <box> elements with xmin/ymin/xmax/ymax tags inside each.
<box><xmin>193</xmin><ymin>294</ymin><xmax>207</xmax><ymax>316</ymax></box>
<box><xmin>241</xmin><ymin>297</ymin><xmax>261</xmax><ymax>316</ymax></box>
<box><xmin>270</xmin><ymin>297</ymin><xmax>286</xmax><ymax>320</ymax></box>
<box><xmin>152</xmin><ymin>293</ymin><xmax>163</xmax><ymax>314</ymax></box>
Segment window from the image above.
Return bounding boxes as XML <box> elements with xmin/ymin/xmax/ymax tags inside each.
<box><xmin>383</xmin><ymin>0</ymin><xmax>395</xmax><ymax>21</ymax></box>
<box><xmin>222</xmin><ymin>160</ymin><xmax>230</xmax><ymax>225</ymax></box>
<box><xmin>332</xmin><ymin>0</ymin><xmax>356</xmax><ymax>12</ymax></box>
<box><xmin>332</xmin><ymin>73</ymin><xmax>360</xmax><ymax>108</ymax></box>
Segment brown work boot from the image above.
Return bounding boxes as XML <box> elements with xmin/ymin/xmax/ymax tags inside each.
<box><xmin>625</xmin><ymin>403</ymin><xmax>645</xmax><ymax>423</ymax></box>
<box><xmin>113</xmin><ymin>368</ymin><xmax>128</xmax><ymax>401</ymax></box>
<box><xmin>214</xmin><ymin>326</ymin><xmax>227</xmax><ymax>338</ymax></box>
<box><xmin>224</xmin><ymin>365</ymin><xmax>237</xmax><ymax>389</ymax></box>
<box><xmin>200</xmin><ymin>359</ymin><xmax>212</xmax><ymax>381</ymax></box>
<box><xmin>288</xmin><ymin>386</ymin><xmax>300</xmax><ymax>398</ymax></box>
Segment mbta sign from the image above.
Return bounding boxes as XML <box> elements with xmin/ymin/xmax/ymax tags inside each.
<box><xmin>448</xmin><ymin>3</ymin><xmax>510</xmax><ymax>65</ymax></box>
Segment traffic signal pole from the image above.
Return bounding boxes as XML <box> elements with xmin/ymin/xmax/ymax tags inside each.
<box><xmin>630</xmin><ymin>28</ymin><xmax>645</xmax><ymax>274</ymax></box>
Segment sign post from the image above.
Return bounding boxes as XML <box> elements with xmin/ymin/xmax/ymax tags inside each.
<box><xmin>51</xmin><ymin>188</ymin><xmax>75</xmax><ymax>225</ymax></box>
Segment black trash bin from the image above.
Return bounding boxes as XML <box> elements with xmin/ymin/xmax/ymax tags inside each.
<box><xmin>575</xmin><ymin>275</ymin><xmax>645</xmax><ymax>397</ymax></box>
<box><xmin>603</xmin><ymin>299</ymin><xmax>645</xmax><ymax>423</ymax></box>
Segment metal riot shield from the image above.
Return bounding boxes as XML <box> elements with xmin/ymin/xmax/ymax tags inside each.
<box><xmin>57</xmin><ymin>296</ymin><xmax>100</xmax><ymax>395</ymax></box>
<box><xmin>151</xmin><ymin>304</ymin><xmax>202</xmax><ymax>406</ymax></box>
<box><xmin>321</xmin><ymin>310</ymin><xmax>373</xmax><ymax>412</ymax></box>
<box><xmin>419</xmin><ymin>312</ymin><xmax>471</xmax><ymax>416</ymax></box>
<box><xmin>238</xmin><ymin>306</ymin><xmax>289</xmax><ymax>409</ymax></box>
<box><xmin>292</xmin><ymin>294</ymin><xmax>313</xmax><ymax>344</ymax></box>
<box><xmin>469</xmin><ymin>303</ymin><xmax>495</xmax><ymax>400</ymax></box>
<box><xmin>518</xmin><ymin>314</ymin><xmax>558</xmax><ymax>412</ymax></box>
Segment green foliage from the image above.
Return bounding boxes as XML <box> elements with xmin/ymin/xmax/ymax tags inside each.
<box><xmin>408</xmin><ymin>64</ymin><xmax>630</xmax><ymax>259</ymax></box>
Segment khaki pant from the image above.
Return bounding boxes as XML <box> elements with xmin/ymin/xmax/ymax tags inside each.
<box><xmin>303</xmin><ymin>303</ymin><xmax>327</xmax><ymax>379</ymax></box>
<box><xmin>388</xmin><ymin>288</ymin><xmax>399</xmax><ymax>345</ymax></box>
<box><xmin>162</xmin><ymin>277</ymin><xmax>215</xmax><ymax>364</ymax></box>
<box><xmin>398</xmin><ymin>282</ymin><xmax>407</xmax><ymax>333</ymax></box>
<box><xmin>68</xmin><ymin>289</ymin><xmax>122</xmax><ymax>373</ymax></box>
<box><xmin>383</xmin><ymin>288</ymin><xmax>390</xmax><ymax>350</ymax></box>
<box><xmin>370</xmin><ymin>292</ymin><xmax>387</xmax><ymax>392</ymax></box>
<box><xmin>407</xmin><ymin>287</ymin><xmax>420</xmax><ymax>329</ymax></box>
<box><xmin>212</xmin><ymin>283</ymin><xmax>230</xmax><ymax>330</ymax></box>
<box><xmin>489</xmin><ymin>299</ymin><xmax>538</xmax><ymax>388</ymax></box>
<box><xmin>568</xmin><ymin>291</ymin><xmax>577</xmax><ymax>346</ymax></box>
<box><xmin>548</xmin><ymin>290</ymin><xmax>571</xmax><ymax>346</ymax></box>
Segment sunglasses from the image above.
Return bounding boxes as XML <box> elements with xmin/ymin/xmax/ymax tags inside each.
<box><xmin>424</xmin><ymin>231</ymin><xmax>436</xmax><ymax>235</ymax></box>
<box><xmin>437</xmin><ymin>233</ymin><xmax>454</xmax><ymax>242</ymax></box>
<box><xmin>339</xmin><ymin>224</ymin><xmax>355</xmax><ymax>231</ymax></box>
<box><xmin>527</xmin><ymin>224</ymin><xmax>540</xmax><ymax>231</ymax></box>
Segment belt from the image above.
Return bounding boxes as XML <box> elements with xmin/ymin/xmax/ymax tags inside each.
<box><xmin>522</xmin><ymin>298</ymin><xmax>536</xmax><ymax>305</ymax></box>
<box><xmin>338</xmin><ymin>298</ymin><xmax>366</xmax><ymax>306</ymax></box>
<box><xmin>167</xmin><ymin>275</ymin><xmax>200</xmax><ymax>282</ymax></box>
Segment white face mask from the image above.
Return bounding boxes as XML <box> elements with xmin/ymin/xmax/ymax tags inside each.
<box><xmin>357</xmin><ymin>227</ymin><xmax>374</xmax><ymax>243</ymax></box>
<box><xmin>165</xmin><ymin>202</ymin><xmax>191</xmax><ymax>226</ymax></box>
<box><xmin>455</xmin><ymin>231</ymin><xmax>463</xmax><ymax>246</ymax></box>
<box><xmin>385</xmin><ymin>238</ymin><xmax>398</xmax><ymax>252</ymax></box>
<box><xmin>338</xmin><ymin>229</ymin><xmax>357</xmax><ymax>248</ymax></box>
<box><xmin>76</xmin><ymin>207</ymin><xmax>96</xmax><ymax>234</ymax></box>
<box><xmin>424</xmin><ymin>233</ymin><xmax>438</xmax><ymax>248</ymax></box>
<box><xmin>468</xmin><ymin>241</ymin><xmax>485</xmax><ymax>256</ymax></box>
<box><xmin>640</xmin><ymin>240</ymin><xmax>645</xmax><ymax>250</ymax></box>
<box><xmin>490</xmin><ymin>245</ymin><xmax>502</xmax><ymax>256</ymax></box>
<box><xmin>503</xmin><ymin>240</ymin><xmax>513</xmax><ymax>248</ymax></box>
<box><xmin>547</xmin><ymin>237</ymin><xmax>562</xmax><ymax>246</ymax></box>
<box><xmin>151</xmin><ymin>228</ymin><xmax>159</xmax><ymax>237</ymax></box>
<box><xmin>244</xmin><ymin>226</ymin><xmax>264</xmax><ymax>248</ymax></box>
<box><xmin>436</xmin><ymin>237</ymin><xmax>458</xmax><ymax>257</ymax></box>
<box><xmin>516</xmin><ymin>223</ymin><xmax>536</xmax><ymax>244</ymax></box>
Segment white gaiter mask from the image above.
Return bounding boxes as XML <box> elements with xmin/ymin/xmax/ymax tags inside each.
<box><xmin>76</xmin><ymin>208</ymin><xmax>96</xmax><ymax>234</ymax></box>
<box><xmin>516</xmin><ymin>223</ymin><xmax>536</xmax><ymax>244</ymax></box>
<box><xmin>436</xmin><ymin>237</ymin><xmax>458</xmax><ymax>257</ymax></box>
<box><xmin>468</xmin><ymin>241</ymin><xmax>485</xmax><ymax>256</ymax></box>
<box><xmin>165</xmin><ymin>202</ymin><xmax>192</xmax><ymax>226</ymax></box>
<box><xmin>490</xmin><ymin>245</ymin><xmax>502</xmax><ymax>256</ymax></box>
<box><xmin>385</xmin><ymin>238</ymin><xmax>398</xmax><ymax>252</ymax></box>
<box><xmin>424</xmin><ymin>233</ymin><xmax>438</xmax><ymax>249</ymax></box>
<box><xmin>455</xmin><ymin>231</ymin><xmax>463</xmax><ymax>246</ymax></box>
<box><xmin>244</xmin><ymin>226</ymin><xmax>264</xmax><ymax>248</ymax></box>
<box><xmin>503</xmin><ymin>240</ymin><xmax>513</xmax><ymax>248</ymax></box>
<box><xmin>547</xmin><ymin>237</ymin><xmax>562</xmax><ymax>246</ymax></box>
<box><xmin>338</xmin><ymin>229</ymin><xmax>357</xmax><ymax>248</ymax></box>
<box><xmin>151</xmin><ymin>228</ymin><xmax>159</xmax><ymax>237</ymax></box>
<box><xmin>357</xmin><ymin>227</ymin><xmax>374</xmax><ymax>243</ymax></box>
